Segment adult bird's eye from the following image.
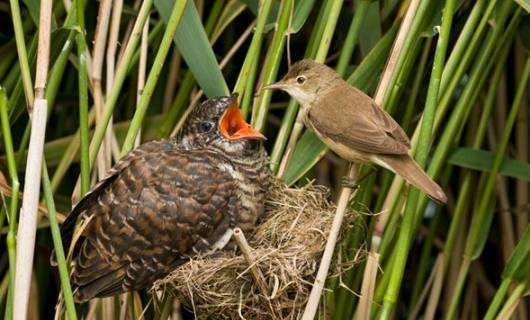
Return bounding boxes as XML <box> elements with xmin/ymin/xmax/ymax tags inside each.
<box><xmin>296</xmin><ymin>76</ymin><xmax>306</xmax><ymax>84</ymax></box>
<box><xmin>199</xmin><ymin>121</ymin><xmax>213</xmax><ymax>133</ymax></box>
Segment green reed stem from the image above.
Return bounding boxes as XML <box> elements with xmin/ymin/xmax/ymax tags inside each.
<box><xmin>441</xmin><ymin>36</ymin><xmax>510</xmax><ymax>273</ymax></box>
<box><xmin>252</xmin><ymin>0</ymin><xmax>295</xmax><ymax>132</ymax></box>
<box><xmin>379</xmin><ymin>0</ymin><xmax>456</xmax><ymax>316</ymax></box>
<box><xmin>401</xmin><ymin>38</ymin><xmax>431</xmax><ymax>133</ymax></box>
<box><xmin>439</xmin><ymin>0</ymin><xmax>487</xmax><ymax>95</ymax></box>
<box><xmin>88</xmin><ymin>0</ymin><xmax>153</xmax><ymax>164</ymax></box>
<box><xmin>335</xmin><ymin>1</ymin><xmax>369</xmax><ymax>77</ymax></box>
<box><xmin>409</xmin><ymin>207</ymin><xmax>441</xmax><ymax>309</ymax></box>
<box><xmin>121</xmin><ymin>0</ymin><xmax>188</xmax><ymax>155</ymax></box>
<box><xmin>269</xmin><ymin>0</ymin><xmax>335</xmax><ymax>172</ymax></box>
<box><xmin>233</xmin><ymin>0</ymin><xmax>273</xmax><ymax>103</ymax></box>
<box><xmin>485</xmin><ymin>225</ymin><xmax>530</xmax><ymax>319</ymax></box>
<box><xmin>41</xmin><ymin>163</ymin><xmax>77</xmax><ymax>320</ymax></box>
<box><xmin>483</xmin><ymin>278</ymin><xmax>511</xmax><ymax>320</ymax></box>
<box><xmin>445</xmin><ymin>54</ymin><xmax>529</xmax><ymax>320</ymax></box>
<box><xmin>76</xmin><ymin>0</ymin><xmax>90</xmax><ymax>196</ymax></box>
<box><xmin>0</xmin><ymin>88</ymin><xmax>19</xmax><ymax>320</ymax></box>
<box><xmin>412</xmin><ymin>1</ymin><xmax>516</xmax><ymax>242</ymax></box>
<box><xmin>377</xmin><ymin>0</ymin><xmax>492</xmax><ymax>216</ymax></box>
<box><xmin>495</xmin><ymin>281</ymin><xmax>527</xmax><ymax>320</ymax></box>
<box><xmin>8</xmin><ymin>35</ymin><xmax>36</xmax><ymax>120</ymax></box>
<box><xmin>8</xmin><ymin>0</ymin><xmax>34</xmax><ymax>107</ymax></box>
<box><xmin>314</xmin><ymin>0</ymin><xmax>344</xmax><ymax>62</ymax></box>
<box><xmin>434</xmin><ymin>0</ymin><xmax>497</xmax><ymax>132</ymax></box>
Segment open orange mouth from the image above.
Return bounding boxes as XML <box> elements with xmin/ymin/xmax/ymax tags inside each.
<box><xmin>219</xmin><ymin>98</ymin><xmax>266</xmax><ymax>140</ymax></box>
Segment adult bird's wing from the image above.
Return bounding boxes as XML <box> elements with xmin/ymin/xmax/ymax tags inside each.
<box><xmin>310</xmin><ymin>85</ymin><xmax>410</xmax><ymax>155</ymax></box>
<box><xmin>64</xmin><ymin>145</ymin><xmax>238</xmax><ymax>302</ymax></box>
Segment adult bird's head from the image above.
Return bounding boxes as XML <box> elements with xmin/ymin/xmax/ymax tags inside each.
<box><xmin>263</xmin><ymin>59</ymin><xmax>339</xmax><ymax>107</ymax></box>
<box><xmin>178</xmin><ymin>94</ymin><xmax>266</xmax><ymax>155</ymax></box>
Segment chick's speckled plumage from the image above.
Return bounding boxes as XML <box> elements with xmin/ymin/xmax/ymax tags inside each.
<box><xmin>60</xmin><ymin>96</ymin><xmax>270</xmax><ymax>302</ymax></box>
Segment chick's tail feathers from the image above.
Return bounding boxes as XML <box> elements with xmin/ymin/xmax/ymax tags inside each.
<box><xmin>373</xmin><ymin>154</ymin><xmax>447</xmax><ymax>204</ymax></box>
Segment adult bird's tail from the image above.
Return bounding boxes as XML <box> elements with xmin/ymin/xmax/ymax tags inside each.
<box><xmin>374</xmin><ymin>154</ymin><xmax>447</xmax><ymax>204</ymax></box>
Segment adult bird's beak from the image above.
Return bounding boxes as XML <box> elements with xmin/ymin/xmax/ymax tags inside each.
<box><xmin>262</xmin><ymin>80</ymin><xmax>288</xmax><ymax>91</ymax></box>
<box><xmin>219</xmin><ymin>98</ymin><xmax>266</xmax><ymax>140</ymax></box>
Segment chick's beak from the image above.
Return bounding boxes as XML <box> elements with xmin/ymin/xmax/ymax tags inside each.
<box><xmin>219</xmin><ymin>100</ymin><xmax>266</xmax><ymax>140</ymax></box>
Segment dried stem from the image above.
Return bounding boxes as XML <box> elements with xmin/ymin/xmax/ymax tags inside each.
<box><xmin>162</xmin><ymin>50</ymin><xmax>182</xmax><ymax>113</ymax></box>
<box><xmin>301</xmin><ymin>165</ymin><xmax>357</xmax><ymax>320</ymax></box>
<box><xmin>117</xmin><ymin>0</ymin><xmax>142</xmax><ymax>63</ymax></box>
<box><xmin>408</xmin><ymin>254</ymin><xmax>443</xmax><ymax>320</ymax></box>
<box><xmin>355</xmin><ymin>251</ymin><xmax>379</xmax><ymax>320</ymax></box>
<box><xmin>487</xmin><ymin>126</ymin><xmax>516</xmax><ymax>261</ymax></box>
<box><xmin>135</xmin><ymin>17</ymin><xmax>149</xmax><ymax>147</ymax></box>
<box><xmin>92</xmin><ymin>0</ymin><xmax>113</xmax><ymax>179</ymax></box>
<box><xmin>370</xmin><ymin>0</ymin><xmax>421</xmax><ymax>240</ymax></box>
<box><xmin>424</xmin><ymin>254</ymin><xmax>445</xmax><ymax>320</ymax></box>
<box><xmin>232</xmin><ymin>228</ymin><xmax>281</xmax><ymax>320</ymax></box>
<box><xmin>105</xmin><ymin>0</ymin><xmax>124</xmax><ymax>164</ymax></box>
<box><xmin>14</xmin><ymin>1</ymin><xmax>52</xmax><ymax>318</ymax></box>
<box><xmin>232</xmin><ymin>228</ymin><xmax>271</xmax><ymax>298</ymax></box>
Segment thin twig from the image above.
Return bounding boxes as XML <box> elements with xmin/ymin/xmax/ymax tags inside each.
<box><xmin>355</xmin><ymin>251</ymin><xmax>380</xmax><ymax>320</ymax></box>
<box><xmin>117</xmin><ymin>0</ymin><xmax>142</xmax><ymax>63</ymax></box>
<box><xmin>424</xmin><ymin>254</ymin><xmax>445</xmax><ymax>320</ymax></box>
<box><xmin>135</xmin><ymin>16</ymin><xmax>149</xmax><ymax>147</ymax></box>
<box><xmin>162</xmin><ymin>50</ymin><xmax>182</xmax><ymax>113</ymax></box>
<box><xmin>233</xmin><ymin>228</ymin><xmax>271</xmax><ymax>298</ymax></box>
<box><xmin>92</xmin><ymin>0</ymin><xmax>113</xmax><ymax>180</ymax></box>
<box><xmin>105</xmin><ymin>0</ymin><xmax>124</xmax><ymax>164</ymax></box>
<box><xmin>301</xmin><ymin>166</ymin><xmax>357</xmax><ymax>320</ymax></box>
<box><xmin>408</xmin><ymin>254</ymin><xmax>442</xmax><ymax>320</ymax></box>
<box><xmin>233</xmin><ymin>228</ymin><xmax>280</xmax><ymax>320</ymax></box>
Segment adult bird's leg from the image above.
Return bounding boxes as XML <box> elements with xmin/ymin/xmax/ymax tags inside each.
<box><xmin>340</xmin><ymin>167</ymin><xmax>375</xmax><ymax>189</ymax></box>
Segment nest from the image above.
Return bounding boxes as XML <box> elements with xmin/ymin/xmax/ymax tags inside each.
<box><xmin>154</xmin><ymin>181</ymin><xmax>361</xmax><ymax>319</ymax></box>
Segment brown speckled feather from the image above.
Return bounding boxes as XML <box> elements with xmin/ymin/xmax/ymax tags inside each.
<box><xmin>64</xmin><ymin>141</ymin><xmax>240</xmax><ymax>301</ymax></box>
<box><xmin>60</xmin><ymin>96</ymin><xmax>270</xmax><ymax>302</ymax></box>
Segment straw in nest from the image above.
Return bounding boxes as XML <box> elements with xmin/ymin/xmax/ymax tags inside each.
<box><xmin>154</xmin><ymin>181</ymin><xmax>361</xmax><ymax>319</ymax></box>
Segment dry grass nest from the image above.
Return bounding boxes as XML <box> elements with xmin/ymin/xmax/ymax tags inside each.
<box><xmin>154</xmin><ymin>180</ymin><xmax>362</xmax><ymax>319</ymax></box>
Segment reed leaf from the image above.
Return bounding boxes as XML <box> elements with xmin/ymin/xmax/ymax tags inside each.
<box><xmin>155</xmin><ymin>0</ymin><xmax>228</xmax><ymax>97</ymax></box>
<box><xmin>449</xmin><ymin>148</ymin><xmax>530</xmax><ymax>181</ymax></box>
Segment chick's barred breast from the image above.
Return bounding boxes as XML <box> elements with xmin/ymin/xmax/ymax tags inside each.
<box><xmin>62</xmin><ymin>140</ymin><xmax>239</xmax><ymax>302</ymax></box>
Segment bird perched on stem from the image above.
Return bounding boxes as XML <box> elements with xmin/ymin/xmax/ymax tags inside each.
<box><xmin>58</xmin><ymin>95</ymin><xmax>270</xmax><ymax>302</ymax></box>
<box><xmin>264</xmin><ymin>59</ymin><xmax>446</xmax><ymax>203</ymax></box>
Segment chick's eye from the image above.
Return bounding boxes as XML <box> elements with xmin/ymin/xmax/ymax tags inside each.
<box><xmin>296</xmin><ymin>76</ymin><xmax>306</xmax><ymax>84</ymax></box>
<box><xmin>199</xmin><ymin>121</ymin><xmax>213</xmax><ymax>133</ymax></box>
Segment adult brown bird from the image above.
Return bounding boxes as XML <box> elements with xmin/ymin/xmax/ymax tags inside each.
<box><xmin>58</xmin><ymin>96</ymin><xmax>270</xmax><ymax>302</ymax></box>
<box><xmin>264</xmin><ymin>59</ymin><xmax>446</xmax><ymax>203</ymax></box>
